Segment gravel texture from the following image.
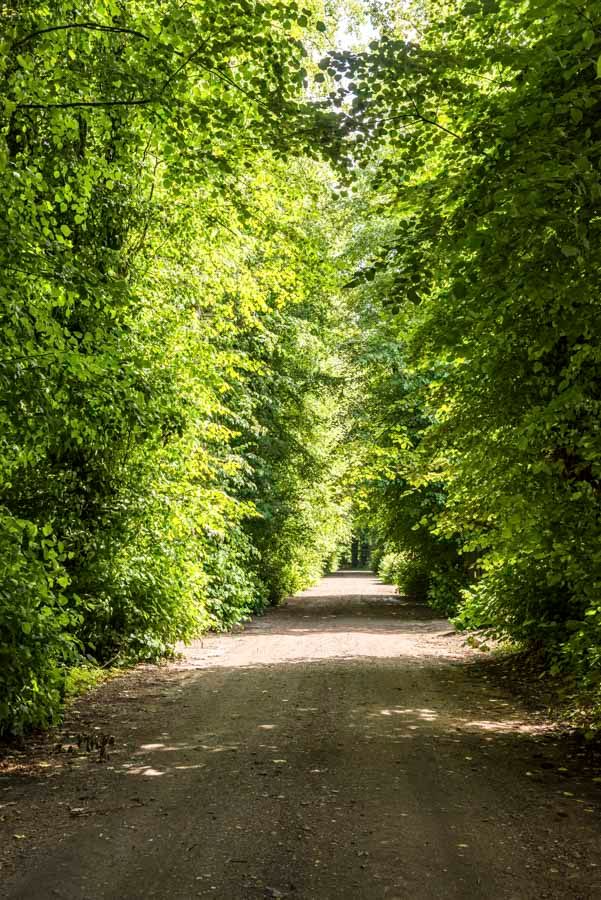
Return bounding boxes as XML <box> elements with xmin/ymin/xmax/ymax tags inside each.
<box><xmin>1</xmin><ymin>571</ymin><xmax>601</xmax><ymax>899</ymax></box>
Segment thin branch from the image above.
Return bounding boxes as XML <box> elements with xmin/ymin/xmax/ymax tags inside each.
<box><xmin>16</xmin><ymin>97</ymin><xmax>153</xmax><ymax>110</ymax></box>
<box><xmin>12</xmin><ymin>23</ymin><xmax>149</xmax><ymax>50</ymax></box>
<box><xmin>125</xmin><ymin>156</ymin><xmax>161</xmax><ymax>261</ymax></box>
<box><xmin>408</xmin><ymin>95</ymin><xmax>461</xmax><ymax>139</ymax></box>
<box><xmin>206</xmin><ymin>213</ymin><xmax>246</xmax><ymax>241</ymax></box>
<box><xmin>363</xmin><ymin>109</ymin><xmax>462</xmax><ymax>140</ymax></box>
<box><xmin>14</xmin><ymin>39</ymin><xmax>270</xmax><ymax>115</ymax></box>
<box><xmin>155</xmin><ymin>41</ymin><xmax>274</xmax><ymax>113</ymax></box>
<box><xmin>195</xmin><ymin>60</ymin><xmax>273</xmax><ymax>115</ymax></box>
<box><xmin>0</xmin><ymin>351</ymin><xmax>58</xmax><ymax>365</ymax></box>
<box><xmin>2</xmin><ymin>262</ymin><xmax>85</xmax><ymax>285</ymax></box>
<box><xmin>15</xmin><ymin>35</ymin><xmax>199</xmax><ymax>112</ymax></box>
<box><xmin>13</xmin><ymin>27</ymin><xmax>283</xmax><ymax>124</ymax></box>
<box><xmin>411</xmin><ymin>111</ymin><xmax>461</xmax><ymax>140</ymax></box>
<box><xmin>157</xmin><ymin>42</ymin><xmax>207</xmax><ymax>94</ymax></box>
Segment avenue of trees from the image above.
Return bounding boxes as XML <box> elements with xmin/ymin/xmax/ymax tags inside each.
<box><xmin>2</xmin><ymin>0</ymin><xmax>601</xmax><ymax>734</ymax></box>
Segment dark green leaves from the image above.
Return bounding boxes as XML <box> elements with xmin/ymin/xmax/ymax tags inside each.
<box><xmin>341</xmin><ymin>0</ymin><xmax>601</xmax><ymax>709</ymax></box>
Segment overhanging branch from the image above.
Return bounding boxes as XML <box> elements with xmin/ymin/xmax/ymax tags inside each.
<box><xmin>12</xmin><ymin>23</ymin><xmax>150</xmax><ymax>50</ymax></box>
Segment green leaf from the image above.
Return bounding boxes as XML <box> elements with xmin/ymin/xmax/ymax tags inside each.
<box><xmin>570</xmin><ymin>107</ymin><xmax>583</xmax><ymax>124</ymax></box>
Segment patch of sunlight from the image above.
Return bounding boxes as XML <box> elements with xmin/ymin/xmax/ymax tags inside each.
<box><xmin>464</xmin><ymin>719</ymin><xmax>550</xmax><ymax>734</ymax></box>
<box><xmin>174</xmin><ymin>764</ymin><xmax>207</xmax><ymax>771</ymax></box>
<box><xmin>138</xmin><ymin>743</ymin><xmax>181</xmax><ymax>752</ymax></box>
<box><xmin>196</xmin><ymin>744</ymin><xmax>238</xmax><ymax>753</ymax></box>
<box><xmin>126</xmin><ymin>765</ymin><xmax>165</xmax><ymax>777</ymax></box>
<box><xmin>258</xmin><ymin>724</ymin><xmax>276</xmax><ymax>730</ymax></box>
<box><xmin>379</xmin><ymin>707</ymin><xmax>437</xmax><ymax>719</ymax></box>
<box><xmin>371</xmin><ymin>706</ymin><xmax>552</xmax><ymax>735</ymax></box>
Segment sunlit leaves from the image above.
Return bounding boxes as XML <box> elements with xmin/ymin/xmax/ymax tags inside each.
<box><xmin>0</xmin><ymin>0</ymin><xmax>345</xmax><ymax>734</ymax></box>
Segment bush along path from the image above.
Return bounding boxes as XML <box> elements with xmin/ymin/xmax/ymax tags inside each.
<box><xmin>1</xmin><ymin>572</ymin><xmax>601</xmax><ymax>899</ymax></box>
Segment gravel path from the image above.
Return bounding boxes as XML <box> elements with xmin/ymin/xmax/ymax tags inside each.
<box><xmin>1</xmin><ymin>571</ymin><xmax>601</xmax><ymax>898</ymax></box>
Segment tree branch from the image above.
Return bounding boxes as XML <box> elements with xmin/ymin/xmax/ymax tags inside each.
<box><xmin>411</xmin><ymin>111</ymin><xmax>461</xmax><ymax>139</ymax></box>
<box><xmin>17</xmin><ymin>97</ymin><xmax>153</xmax><ymax>110</ymax></box>
<box><xmin>365</xmin><ymin>110</ymin><xmax>462</xmax><ymax>141</ymax></box>
<box><xmin>409</xmin><ymin>95</ymin><xmax>461</xmax><ymax>139</ymax></box>
<box><xmin>13</xmin><ymin>36</ymin><xmax>279</xmax><ymax>122</ymax></box>
<box><xmin>12</xmin><ymin>23</ymin><xmax>149</xmax><ymax>50</ymax></box>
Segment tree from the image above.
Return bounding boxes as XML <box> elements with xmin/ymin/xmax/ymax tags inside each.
<box><xmin>338</xmin><ymin>0</ymin><xmax>601</xmax><ymax>682</ymax></box>
<box><xmin>0</xmin><ymin>0</ymin><xmax>349</xmax><ymax>734</ymax></box>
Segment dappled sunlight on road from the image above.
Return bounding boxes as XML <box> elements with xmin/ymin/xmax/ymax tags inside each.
<box><xmin>363</xmin><ymin>704</ymin><xmax>551</xmax><ymax>737</ymax></box>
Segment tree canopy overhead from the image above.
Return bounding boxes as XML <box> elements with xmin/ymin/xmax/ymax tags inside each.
<box><xmin>2</xmin><ymin>0</ymin><xmax>601</xmax><ymax>735</ymax></box>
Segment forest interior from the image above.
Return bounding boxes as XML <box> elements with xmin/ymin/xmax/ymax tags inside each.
<box><xmin>2</xmin><ymin>0</ymin><xmax>601</xmax><ymax>897</ymax></box>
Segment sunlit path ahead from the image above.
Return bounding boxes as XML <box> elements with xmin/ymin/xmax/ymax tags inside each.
<box><xmin>182</xmin><ymin>570</ymin><xmax>460</xmax><ymax>668</ymax></box>
<box><xmin>2</xmin><ymin>571</ymin><xmax>600</xmax><ymax>899</ymax></box>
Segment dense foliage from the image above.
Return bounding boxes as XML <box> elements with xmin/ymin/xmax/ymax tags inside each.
<box><xmin>3</xmin><ymin>0</ymin><xmax>601</xmax><ymax>735</ymax></box>
<box><xmin>338</xmin><ymin>0</ymin><xmax>601</xmax><ymax>691</ymax></box>
<box><xmin>0</xmin><ymin>0</ymin><xmax>350</xmax><ymax>734</ymax></box>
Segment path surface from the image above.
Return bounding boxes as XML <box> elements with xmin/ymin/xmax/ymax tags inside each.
<box><xmin>2</xmin><ymin>571</ymin><xmax>601</xmax><ymax>899</ymax></box>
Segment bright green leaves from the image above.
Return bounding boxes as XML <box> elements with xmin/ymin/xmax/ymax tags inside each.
<box><xmin>0</xmin><ymin>0</ymin><xmax>344</xmax><ymax>735</ymax></box>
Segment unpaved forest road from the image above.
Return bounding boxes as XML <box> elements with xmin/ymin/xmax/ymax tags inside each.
<box><xmin>2</xmin><ymin>572</ymin><xmax>601</xmax><ymax>899</ymax></box>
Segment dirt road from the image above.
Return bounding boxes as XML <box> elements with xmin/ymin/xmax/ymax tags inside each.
<box><xmin>2</xmin><ymin>571</ymin><xmax>601</xmax><ymax>899</ymax></box>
